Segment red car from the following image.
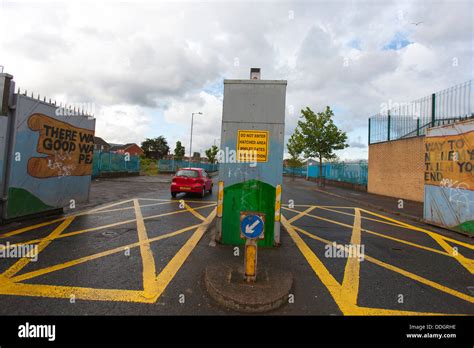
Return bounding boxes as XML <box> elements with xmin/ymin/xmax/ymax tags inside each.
<box><xmin>170</xmin><ymin>168</ymin><xmax>213</xmax><ymax>198</ymax></box>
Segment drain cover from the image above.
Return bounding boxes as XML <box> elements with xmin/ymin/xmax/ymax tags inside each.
<box><xmin>102</xmin><ymin>231</ymin><xmax>117</xmax><ymax>237</ymax></box>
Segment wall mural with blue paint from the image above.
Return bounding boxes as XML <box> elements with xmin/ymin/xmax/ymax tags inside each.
<box><xmin>2</xmin><ymin>94</ymin><xmax>95</xmax><ymax>220</ymax></box>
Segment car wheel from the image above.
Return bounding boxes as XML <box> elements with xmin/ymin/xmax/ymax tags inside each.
<box><xmin>171</xmin><ymin>192</ymin><xmax>177</xmax><ymax>198</ymax></box>
<box><xmin>209</xmin><ymin>185</ymin><xmax>213</xmax><ymax>194</ymax></box>
<box><xmin>201</xmin><ymin>187</ymin><xmax>206</xmax><ymax>198</ymax></box>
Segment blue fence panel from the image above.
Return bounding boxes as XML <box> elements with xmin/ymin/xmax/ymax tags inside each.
<box><xmin>92</xmin><ymin>151</ymin><xmax>141</xmax><ymax>178</ymax></box>
<box><xmin>158</xmin><ymin>159</ymin><xmax>219</xmax><ymax>173</ymax></box>
<box><xmin>305</xmin><ymin>162</ymin><xmax>368</xmax><ymax>185</ymax></box>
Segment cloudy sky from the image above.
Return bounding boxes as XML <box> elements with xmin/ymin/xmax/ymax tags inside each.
<box><xmin>1</xmin><ymin>0</ymin><xmax>472</xmax><ymax>160</ymax></box>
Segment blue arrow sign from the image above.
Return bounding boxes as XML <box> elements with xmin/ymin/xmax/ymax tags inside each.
<box><xmin>241</xmin><ymin>214</ymin><xmax>264</xmax><ymax>239</ymax></box>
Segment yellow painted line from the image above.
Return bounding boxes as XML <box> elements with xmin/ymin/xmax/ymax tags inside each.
<box><xmin>429</xmin><ymin>233</ymin><xmax>474</xmax><ymax>274</ymax></box>
<box><xmin>365</xmin><ymin>254</ymin><xmax>474</xmax><ymax>304</ymax></box>
<box><xmin>361</xmin><ymin>208</ymin><xmax>474</xmax><ymax>273</ymax></box>
<box><xmin>281</xmin><ymin>204</ymin><xmax>355</xmax><ymax>209</ymax></box>
<box><xmin>149</xmin><ymin>208</ymin><xmax>216</xmax><ymax>302</ymax></box>
<box><xmin>184</xmin><ymin>203</ymin><xmax>206</xmax><ymax>222</ymax></box>
<box><xmin>2</xmin><ymin>217</ymin><xmax>75</xmax><ymax>279</ymax></box>
<box><xmin>282</xmin><ymin>206</ymin><xmax>450</xmax><ymax>257</ymax></box>
<box><xmin>0</xmin><ymin>282</ymin><xmax>152</xmax><ymax>303</ymax></box>
<box><xmin>138</xmin><ymin>197</ymin><xmax>217</xmax><ymax>204</ymax></box>
<box><xmin>217</xmin><ymin>181</ymin><xmax>224</xmax><ymax>218</ymax></box>
<box><xmin>292</xmin><ymin>224</ymin><xmax>474</xmax><ymax>306</ymax></box>
<box><xmin>341</xmin><ymin>208</ymin><xmax>361</xmax><ymax>305</ymax></box>
<box><xmin>317</xmin><ymin>205</ymin><xmax>422</xmax><ymax>230</ymax></box>
<box><xmin>0</xmin><ymin>203</ymin><xmax>217</xmax><ymax>252</ymax></box>
<box><xmin>0</xmin><ymin>217</ymin><xmax>65</xmax><ymax>238</ymax></box>
<box><xmin>10</xmin><ymin>224</ymin><xmax>200</xmax><ymax>283</ymax></box>
<box><xmin>361</xmin><ymin>208</ymin><xmax>474</xmax><ymax>250</ymax></box>
<box><xmin>0</xmin><ymin>199</ymin><xmax>134</xmax><ymax>239</ymax></box>
<box><xmin>287</xmin><ymin>206</ymin><xmax>317</xmax><ymax>224</ymax></box>
<box><xmin>275</xmin><ymin>184</ymin><xmax>282</xmax><ymax>222</ymax></box>
<box><xmin>281</xmin><ymin>215</ymin><xmax>350</xmax><ymax>314</ymax></box>
<box><xmin>85</xmin><ymin>201</ymin><xmax>171</xmax><ymax>215</ymax></box>
<box><xmin>133</xmin><ymin>199</ymin><xmax>158</xmax><ymax>297</ymax></box>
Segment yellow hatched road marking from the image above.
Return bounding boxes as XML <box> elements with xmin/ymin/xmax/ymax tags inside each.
<box><xmin>287</xmin><ymin>206</ymin><xmax>317</xmax><ymax>224</ymax></box>
<box><xmin>133</xmin><ymin>199</ymin><xmax>158</xmax><ymax>297</ymax></box>
<box><xmin>289</xmin><ymin>222</ymin><xmax>473</xmax><ymax>307</ymax></box>
<box><xmin>0</xmin><ymin>203</ymin><xmax>216</xmax><ymax>252</ymax></box>
<box><xmin>2</xmin><ymin>217</ymin><xmax>74</xmax><ymax>279</ymax></box>
<box><xmin>2</xmin><ymin>208</ymin><xmax>217</xmax><ymax>303</ymax></box>
<box><xmin>10</xmin><ymin>224</ymin><xmax>199</xmax><ymax>283</ymax></box>
<box><xmin>361</xmin><ymin>209</ymin><xmax>474</xmax><ymax>274</ymax></box>
<box><xmin>149</xmin><ymin>208</ymin><xmax>216</xmax><ymax>302</ymax></box>
<box><xmin>282</xmin><ymin>215</ymin><xmax>449</xmax><ymax>315</ymax></box>
<box><xmin>341</xmin><ymin>208</ymin><xmax>361</xmax><ymax>305</ymax></box>
<box><xmin>282</xmin><ymin>206</ymin><xmax>450</xmax><ymax>257</ymax></box>
<box><xmin>184</xmin><ymin>203</ymin><xmax>206</xmax><ymax>221</ymax></box>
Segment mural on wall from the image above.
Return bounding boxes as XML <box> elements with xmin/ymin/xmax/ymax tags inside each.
<box><xmin>424</xmin><ymin>120</ymin><xmax>474</xmax><ymax>234</ymax></box>
<box><xmin>2</xmin><ymin>94</ymin><xmax>95</xmax><ymax>220</ymax></box>
<box><xmin>27</xmin><ymin>113</ymin><xmax>94</xmax><ymax>178</ymax></box>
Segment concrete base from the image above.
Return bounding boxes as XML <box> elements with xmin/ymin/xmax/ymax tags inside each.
<box><xmin>204</xmin><ymin>264</ymin><xmax>292</xmax><ymax>313</ymax></box>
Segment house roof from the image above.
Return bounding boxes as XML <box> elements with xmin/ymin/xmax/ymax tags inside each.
<box><xmin>109</xmin><ymin>143</ymin><xmax>143</xmax><ymax>152</ymax></box>
<box><xmin>94</xmin><ymin>136</ymin><xmax>110</xmax><ymax>147</ymax></box>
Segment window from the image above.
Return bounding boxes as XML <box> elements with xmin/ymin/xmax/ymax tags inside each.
<box><xmin>176</xmin><ymin>169</ymin><xmax>199</xmax><ymax>178</ymax></box>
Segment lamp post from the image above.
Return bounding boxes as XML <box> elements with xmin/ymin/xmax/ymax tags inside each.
<box><xmin>189</xmin><ymin>112</ymin><xmax>202</xmax><ymax>167</ymax></box>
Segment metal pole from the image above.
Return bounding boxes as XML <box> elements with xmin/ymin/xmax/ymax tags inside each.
<box><xmin>189</xmin><ymin>113</ymin><xmax>194</xmax><ymax>167</ymax></box>
<box><xmin>431</xmin><ymin>93</ymin><xmax>436</xmax><ymax>127</ymax></box>
<box><xmin>189</xmin><ymin>112</ymin><xmax>202</xmax><ymax>167</ymax></box>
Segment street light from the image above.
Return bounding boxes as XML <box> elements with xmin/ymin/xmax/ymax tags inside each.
<box><xmin>189</xmin><ymin>112</ymin><xmax>202</xmax><ymax>167</ymax></box>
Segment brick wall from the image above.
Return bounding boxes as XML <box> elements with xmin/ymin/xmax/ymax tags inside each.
<box><xmin>368</xmin><ymin>136</ymin><xmax>425</xmax><ymax>202</ymax></box>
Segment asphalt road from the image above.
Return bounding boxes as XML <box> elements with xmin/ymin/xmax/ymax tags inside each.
<box><xmin>0</xmin><ymin>176</ymin><xmax>472</xmax><ymax>315</ymax></box>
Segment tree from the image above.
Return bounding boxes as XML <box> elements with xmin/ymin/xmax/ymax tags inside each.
<box><xmin>295</xmin><ymin>106</ymin><xmax>348</xmax><ymax>185</ymax></box>
<box><xmin>286</xmin><ymin>131</ymin><xmax>304</xmax><ymax>180</ymax></box>
<box><xmin>205</xmin><ymin>145</ymin><xmax>219</xmax><ymax>164</ymax></box>
<box><xmin>141</xmin><ymin>136</ymin><xmax>170</xmax><ymax>160</ymax></box>
<box><xmin>174</xmin><ymin>141</ymin><xmax>185</xmax><ymax>161</ymax></box>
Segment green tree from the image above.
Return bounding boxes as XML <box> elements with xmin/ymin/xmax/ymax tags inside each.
<box><xmin>205</xmin><ymin>145</ymin><xmax>219</xmax><ymax>164</ymax></box>
<box><xmin>174</xmin><ymin>141</ymin><xmax>185</xmax><ymax>161</ymax></box>
<box><xmin>286</xmin><ymin>131</ymin><xmax>304</xmax><ymax>180</ymax></box>
<box><xmin>141</xmin><ymin>136</ymin><xmax>170</xmax><ymax>160</ymax></box>
<box><xmin>295</xmin><ymin>106</ymin><xmax>348</xmax><ymax>185</ymax></box>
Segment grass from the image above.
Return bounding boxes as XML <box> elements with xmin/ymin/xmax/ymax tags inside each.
<box><xmin>140</xmin><ymin>158</ymin><xmax>158</xmax><ymax>176</ymax></box>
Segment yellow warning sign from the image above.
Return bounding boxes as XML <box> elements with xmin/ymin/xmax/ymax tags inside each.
<box><xmin>237</xmin><ymin>130</ymin><xmax>269</xmax><ymax>162</ymax></box>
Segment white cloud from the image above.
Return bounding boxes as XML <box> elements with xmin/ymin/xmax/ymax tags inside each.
<box><xmin>1</xmin><ymin>0</ymin><xmax>472</xmax><ymax>159</ymax></box>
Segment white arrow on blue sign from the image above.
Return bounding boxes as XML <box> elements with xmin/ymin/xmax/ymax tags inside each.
<box><xmin>240</xmin><ymin>214</ymin><xmax>265</xmax><ymax>239</ymax></box>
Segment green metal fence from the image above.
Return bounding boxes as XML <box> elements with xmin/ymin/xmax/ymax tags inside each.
<box><xmin>369</xmin><ymin>80</ymin><xmax>473</xmax><ymax>144</ymax></box>
<box><xmin>92</xmin><ymin>151</ymin><xmax>141</xmax><ymax>178</ymax></box>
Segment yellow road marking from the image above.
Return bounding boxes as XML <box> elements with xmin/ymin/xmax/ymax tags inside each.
<box><xmin>0</xmin><ymin>199</ymin><xmax>133</xmax><ymax>238</ymax></box>
<box><xmin>139</xmin><ymin>197</ymin><xmax>216</xmax><ymax>204</ymax></box>
<box><xmin>361</xmin><ymin>209</ymin><xmax>474</xmax><ymax>273</ymax></box>
<box><xmin>184</xmin><ymin>203</ymin><xmax>206</xmax><ymax>221</ymax></box>
<box><xmin>86</xmin><ymin>201</ymin><xmax>171</xmax><ymax>215</ymax></box>
<box><xmin>10</xmin><ymin>224</ymin><xmax>200</xmax><ymax>283</ymax></box>
<box><xmin>2</xmin><ymin>217</ymin><xmax>74</xmax><ymax>279</ymax></box>
<box><xmin>341</xmin><ymin>208</ymin><xmax>361</xmax><ymax>305</ymax></box>
<box><xmin>0</xmin><ymin>203</ymin><xmax>216</xmax><ymax>252</ymax></box>
<box><xmin>282</xmin><ymin>206</ymin><xmax>450</xmax><ymax>257</ymax></box>
<box><xmin>292</xmin><ymin>224</ymin><xmax>474</xmax><ymax>306</ymax></box>
<box><xmin>133</xmin><ymin>199</ymin><xmax>158</xmax><ymax>297</ymax></box>
<box><xmin>361</xmin><ymin>209</ymin><xmax>474</xmax><ymax>250</ymax></box>
<box><xmin>0</xmin><ymin>282</ymin><xmax>151</xmax><ymax>303</ymax></box>
<box><xmin>287</xmin><ymin>206</ymin><xmax>317</xmax><ymax>224</ymax></box>
<box><xmin>150</xmin><ymin>208</ymin><xmax>216</xmax><ymax>302</ymax></box>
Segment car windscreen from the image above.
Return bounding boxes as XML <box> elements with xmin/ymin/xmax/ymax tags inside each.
<box><xmin>176</xmin><ymin>170</ymin><xmax>199</xmax><ymax>178</ymax></box>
